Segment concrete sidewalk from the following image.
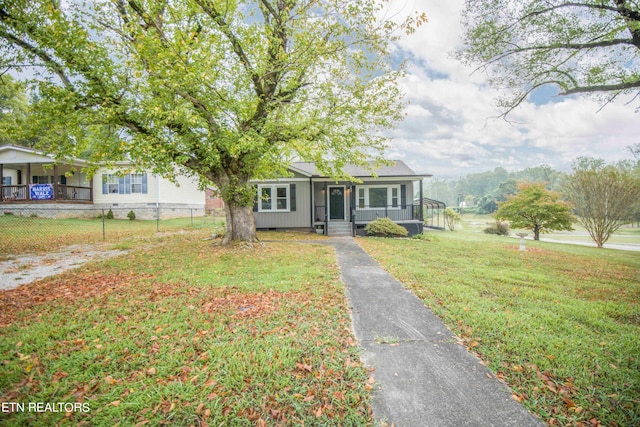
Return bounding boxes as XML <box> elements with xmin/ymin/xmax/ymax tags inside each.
<box><xmin>331</xmin><ymin>237</ymin><xmax>544</xmax><ymax>427</ymax></box>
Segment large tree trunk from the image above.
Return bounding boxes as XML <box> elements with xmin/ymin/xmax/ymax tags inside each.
<box><xmin>222</xmin><ymin>202</ymin><xmax>258</xmax><ymax>244</ymax></box>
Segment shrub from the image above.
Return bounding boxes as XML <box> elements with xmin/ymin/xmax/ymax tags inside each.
<box><xmin>411</xmin><ymin>232</ymin><xmax>439</xmax><ymax>242</ymax></box>
<box><xmin>106</xmin><ymin>209</ymin><xmax>114</xmax><ymax>219</ymax></box>
<box><xmin>127</xmin><ymin>210</ymin><xmax>136</xmax><ymax>220</ymax></box>
<box><xmin>444</xmin><ymin>208</ymin><xmax>461</xmax><ymax>231</ymax></box>
<box><xmin>365</xmin><ymin>217</ymin><xmax>408</xmax><ymax>237</ymax></box>
<box><xmin>483</xmin><ymin>221</ymin><xmax>510</xmax><ymax>236</ymax></box>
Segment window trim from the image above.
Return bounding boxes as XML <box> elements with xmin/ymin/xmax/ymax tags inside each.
<box><xmin>355</xmin><ymin>185</ymin><xmax>402</xmax><ymax>210</ymax></box>
<box><xmin>106</xmin><ymin>174</ymin><xmax>120</xmax><ymax>194</ymax></box>
<box><xmin>257</xmin><ymin>184</ymin><xmax>290</xmax><ymax>212</ymax></box>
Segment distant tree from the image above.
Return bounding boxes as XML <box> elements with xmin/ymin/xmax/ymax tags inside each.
<box><xmin>630</xmin><ymin>143</ymin><xmax>640</xmax><ymax>161</ymax></box>
<box><xmin>444</xmin><ymin>207</ymin><xmax>461</xmax><ymax>231</ymax></box>
<box><xmin>476</xmin><ymin>195</ymin><xmax>497</xmax><ymax>214</ymax></box>
<box><xmin>564</xmin><ymin>157</ymin><xmax>640</xmax><ymax>247</ymax></box>
<box><xmin>457</xmin><ymin>0</ymin><xmax>640</xmax><ymax>115</ymax></box>
<box><xmin>516</xmin><ymin>166</ymin><xmax>565</xmax><ymax>190</ymax></box>
<box><xmin>494</xmin><ymin>178</ymin><xmax>518</xmax><ymax>202</ymax></box>
<box><xmin>495</xmin><ymin>182</ymin><xmax>575</xmax><ymax>240</ymax></box>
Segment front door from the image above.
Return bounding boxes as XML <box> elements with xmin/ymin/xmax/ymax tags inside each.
<box><xmin>329</xmin><ymin>186</ymin><xmax>345</xmax><ymax>220</ymax></box>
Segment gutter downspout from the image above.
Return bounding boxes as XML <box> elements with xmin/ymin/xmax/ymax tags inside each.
<box><xmin>309</xmin><ymin>177</ymin><xmax>313</xmax><ymax>232</ymax></box>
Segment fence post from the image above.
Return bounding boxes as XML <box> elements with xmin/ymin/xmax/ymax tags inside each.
<box><xmin>191</xmin><ymin>208</ymin><xmax>193</xmax><ymax>227</ymax></box>
<box><xmin>102</xmin><ymin>209</ymin><xmax>105</xmax><ymax>241</ymax></box>
<box><xmin>156</xmin><ymin>206</ymin><xmax>160</xmax><ymax>232</ymax></box>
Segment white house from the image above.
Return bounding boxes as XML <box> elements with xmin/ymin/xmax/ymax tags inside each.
<box><xmin>0</xmin><ymin>144</ymin><xmax>204</xmax><ymax>218</ymax></box>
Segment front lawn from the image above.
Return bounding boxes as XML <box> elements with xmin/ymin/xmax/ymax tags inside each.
<box><xmin>358</xmin><ymin>232</ymin><xmax>640</xmax><ymax>426</ymax></box>
<box><xmin>0</xmin><ymin>232</ymin><xmax>371</xmax><ymax>426</ymax></box>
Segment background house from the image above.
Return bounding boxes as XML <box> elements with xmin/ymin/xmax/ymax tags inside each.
<box><xmin>0</xmin><ymin>145</ymin><xmax>204</xmax><ymax>218</ymax></box>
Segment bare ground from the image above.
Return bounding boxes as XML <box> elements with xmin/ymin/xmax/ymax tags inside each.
<box><xmin>0</xmin><ymin>244</ymin><xmax>128</xmax><ymax>291</ymax></box>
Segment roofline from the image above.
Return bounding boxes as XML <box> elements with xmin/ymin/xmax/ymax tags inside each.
<box><xmin>0</xmin><ymin>144</ymin><xmax>88</xmax><ymax>166</ymax></box>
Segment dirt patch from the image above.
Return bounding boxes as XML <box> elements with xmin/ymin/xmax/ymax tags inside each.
<box><xmin>0</xmin><ymin>244</ymin><xmax>128</xmax><ymax>291</ymax></box>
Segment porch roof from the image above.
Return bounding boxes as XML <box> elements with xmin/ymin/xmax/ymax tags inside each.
<box><xmin>0</xmin><ymin>144</ymin><xmax>87</xmax><ymax>166</ymax></box>
<box><xmin>290</xmin><ymin>160</ymin><xmax>431</xmax><ymax>179</ymax></box>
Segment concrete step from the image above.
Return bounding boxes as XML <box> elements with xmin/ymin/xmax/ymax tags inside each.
<box><xmin>328</xmin><ymin>222</ymin><xmax>353</xmax><ymax>236</ymax></box>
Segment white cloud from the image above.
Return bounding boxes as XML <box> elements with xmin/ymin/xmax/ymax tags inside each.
<box><xmin>384</xmin><ymin>1</ymin><xmax>639</xmax><ymax>180</ymax></box>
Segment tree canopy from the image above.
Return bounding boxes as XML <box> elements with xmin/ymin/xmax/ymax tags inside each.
<box><xmin>457</xmin><ymin>0</ymin><xmax>640</xmax><ymax>115</ymax></box>
<box><xmin>495</xmin><ymin>182</ymin><xmax>575</xmax><ymax>240</ymax></box>
<box><xmin>563</xmin><ymin>157</ymin><xmax>640</xmax><ymax>247</ymax></box>
<box><xmin>0</xmin><ymin>0</ymin><xmax>425</xmax><ymax>242</ymax></box>
<box><xmin>0</xmin><ymin>74</ymin><xmax>30</xmax><ymax>145</ymax></box>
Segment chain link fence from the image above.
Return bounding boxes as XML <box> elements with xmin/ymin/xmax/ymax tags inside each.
<box><xmin>0</xmin><ymin>206</ymin><xmax>225</xmax><ymax>256</ymax></box>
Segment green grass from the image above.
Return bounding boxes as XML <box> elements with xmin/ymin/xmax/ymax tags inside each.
<box><xmin>0</xmin><ymin>232</ymin><xmax>371</xmax><ymax>426</ymax></box>
<box><xmin>0</xmin><ymin>215</ymin><xmax>225</xmax><ymax>257</ymax></box>
<box><xmin>358</xmin><ymin>231</ymin><xmax>640</xmax><ymax>426</ymax></box>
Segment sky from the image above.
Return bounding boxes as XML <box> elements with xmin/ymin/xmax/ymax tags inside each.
<box><xmin>383</xmin><ymin>1</ymin><xmax>639</xmax><ymax>180</ymax></box>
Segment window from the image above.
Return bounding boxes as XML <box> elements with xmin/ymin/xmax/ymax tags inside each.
<box><xmin>2</xmin><ymin>177</ymin><xmax>11</xmax><ymax>185</ymax></box>
<box><xmin>33</xmin><ymin>176</ymin><xmax>53</xmax><ymax>184</ymax></box>
<box><xmin>130</xmin><ymin>174</ymin><xmax>144</xmax><ymax>193</ymax></box>
<box><xmin>356</xmin><ymin>185</ymin><xmax>402</xmax><ymax>209</ymax></box>
<box><xmin>369</xmin><ymin>187</ymin><xmax>387</xmax><ymax>208</ymax></box>
<box><xmin>258</xmin><ymin>184</ymin><xmax>289</xmax><ymax>212</ymax></box>
<box><xmin>102</xmin><ymin>173</ymin><xmax>148</xmax><ymax>195</ymax></box>
<box><xmin>106</xmin><ymin>174</ymin><xmax>120</xmax><ymax>193</ymax></box>
<box><xmin>391</xmin><ymin>187</ymin><xmax>399</xmax><ymax>208</ymax></box>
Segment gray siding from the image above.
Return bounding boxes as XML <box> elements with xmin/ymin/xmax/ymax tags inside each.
<box><xmin>254</xmin><ymin>180</ymin><xmax>311</xmax><ymax>229</ymax></box>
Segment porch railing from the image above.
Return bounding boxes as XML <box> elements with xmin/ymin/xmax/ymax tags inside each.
<box><xmin>0</xmin><ymin>185</ymin><xmax>92</xmax><ymax>202</ymax></box>
<box><xmin>1</xmin><ymin>185</ymin><xmax>28</xmax><ymax>201</ymax></box>
<box><xmin>353</xmin><ymin>204</ymin><xmax>420</xmax><ymax>222</ymax></box>
<box><xmin>314</xmin><ymin>204</ymin><xmax>424</xmax><ymax>223</ymax></box>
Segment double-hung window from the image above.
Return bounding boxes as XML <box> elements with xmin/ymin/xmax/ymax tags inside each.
<box><xmin>106</xmin><ymin>174</ymin><xmax>120</xmax><ymax>193</ymax></box>
<box><xmin>258</xmin><ymin>184</ymin><xmax>290</xmax><ymax>212</ymax></box>
<box><xmin>130</xmin><ymin>174</ymin><xmax>144</xmax><ymax>193</ymax></box>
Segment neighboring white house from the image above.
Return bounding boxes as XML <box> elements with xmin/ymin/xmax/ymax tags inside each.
<box><xmin>0</xmin><ymin>144</ymin><xmax>204</xmax><ymax>218</ymax></box>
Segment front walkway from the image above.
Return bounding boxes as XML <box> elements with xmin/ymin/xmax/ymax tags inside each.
<box><xmin>331</xmin><ymin>237</ymin><xmax>544</xmax><ymax>427</ymax></box>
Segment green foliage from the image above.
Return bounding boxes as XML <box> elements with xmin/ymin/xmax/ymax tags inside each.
<box><xmin>106</xmin><ymin>209</ymin><xmax>114</xmax><ymax>220</ymax></box>
<box><xmin>456</xmin><ymin>0</ymin><xmax>640</xmax><ymax>114</ymax></box>
<box><xmin>0</xmin><ymin>75</ymin><xmax>31</xmax><ymax>145</ymax></box>
<box><xmin>563</xmin><ymin>157</ymin><xmax>640</xmax><ymax>248</ymax></box>
<box><xmin>0</xmin><ymin>0</ymin><xmax>425</xmax><ymax>242</ymax></box>
<box><xmin>365</xmin><ymin>217</ymin><xmax>408</xmax><ymax>237</ymax></box>
<box><xmin>411</xmin><ymin>232</ymin><xmax>439</xmax><ymax>242</ymax></box>
<box><xmin>127</xmin><ymin>210</ymin><xmax>135</xmax><ymax>221</ymax></box>
<box><xmin>495</xmin><ymin>182</ymin><xmax>575</xmax><ymax>240</ymax></box>
<box><xmin>483</xmin><ymin>221</ymin><xmax>510</xmax><ymax>236</ymax></box>
<box><xmin>444</xmin><ymin>207</ymin><xmax>461</xmax><ymax>231</ymax></box>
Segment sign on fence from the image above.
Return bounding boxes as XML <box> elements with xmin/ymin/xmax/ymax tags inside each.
<box><xmin>29</xmin><ymin>184</ymin><xmax>54</xmax><ymax>200</ymax></box>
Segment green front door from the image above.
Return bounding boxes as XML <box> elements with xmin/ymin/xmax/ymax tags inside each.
<box><xmin>329</xmin><ymin>187</ymin><xmax>345</xmax><ymax>220</ymax></box>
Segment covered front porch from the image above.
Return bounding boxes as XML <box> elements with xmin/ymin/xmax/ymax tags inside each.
<box><xmin>312</xmin><ymin>180</ymin><xmax>427</xmax><ymax>236</ymax></box>
<box><xmin>0</xmin><ymin>147</ymin><xmax>93</xmax><ymax>203</ymax></box>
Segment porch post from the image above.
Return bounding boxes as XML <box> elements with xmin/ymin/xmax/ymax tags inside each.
<box><xmin>0</xmin><ymin>163</ymin><xmax>3</xmax><ymax>201</ymax></box>
<box><xmin>324</xmin><ymin>181</ymin><xmax>328</xmax><ymax>235</ymax></box>
<box><xmin>26</xmin><ymin>163</ymin><xmax>31</xmax><ymax>200</ymax></box>
<box><xmin>53</xmin><ymin>164</ymin><xmax>58</xmax><ymax>201</ymax></box>
<box><xmin>419</xmin><ymin>179</ymin><xmax>424</xmax><ymax>221</ymax></box>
